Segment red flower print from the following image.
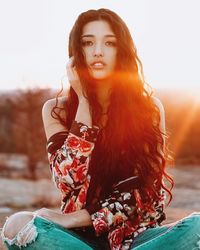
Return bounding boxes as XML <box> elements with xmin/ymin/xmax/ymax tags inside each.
<box><xmin>63</xmin><ymin>164</ymin><xmax>72</xmax><ymax>176</ymax></box>
<box><xmin>93</xmin><ymin>217</ymin><xmax>109</xmax><ymax>236</ymax></box>
<box><xmin>79</xmin><ymin>140</ymin><xmax>93</xmax><ymax>153</ymax></box>
<box><xmin>78</xmin><ymin>187</ymin><xmax>87</xmax><ymax>203</ymax></box>
<box><xmin>49</xmin><ymin>153</ymin><xmax>55</xmax><ymax>163</ymax></box>
<box><xmin>123</xmin><ymin>221</ymin><xmax>136</xmax><ymax>238</ymax></box>
<box><xmin>108</xmin><ymin>227</ymin><xmax>125</xmax><ymax>250</ymax></box>
<box><xmin>58</xmin><ymin>182</ymin><xmax>71</xmax><ymax>194</ymax></box>
<box><xmin>71</xmin><ymin>159</ymin><xmax>78</xmax><ymax>168</ymax></box>
<box><xmin>64</xmin><ymin>198</ymin><xmax>76</xmax><ymax>213</ymax></box>
<box><xmin>54</xmin><ymin>162</ymin><xmax>62</xmax><ymax>176</ymax></box>
<box><xmin>66</xmin><ymin>136</ymin><xmax>80</xmax><ymax>150</ymax></box>
<box><xmin>66</xmin><ymin>135</ymin><xmax>93</xmax><ymax>153</ymax></box>
<box><xmin>75</xmin><ymin>164</ymin><xmax>87</xmax><ymax>182</ymax></box>
<box><xmin>113</xmin><ymin>213</ymin><xmax>126</xmax><ymax>226</ymax></box>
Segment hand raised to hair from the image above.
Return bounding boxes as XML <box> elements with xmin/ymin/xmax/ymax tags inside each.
<box><xmin>66</xmin><ymin>56</ymin><xmax>84</xmax><ymax>100</ymax></box>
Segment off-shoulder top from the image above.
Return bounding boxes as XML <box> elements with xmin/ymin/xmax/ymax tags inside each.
<box><xmin>47</xmin><ymin>120</ymin><xmax>166</xmax><ymax>250</ymax></box>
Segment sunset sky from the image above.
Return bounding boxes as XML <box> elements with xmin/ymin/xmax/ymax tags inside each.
<box><xmin>0</xmin><ymin>0</ymin><xmax>200</xmax><ymax>90</ymax></box>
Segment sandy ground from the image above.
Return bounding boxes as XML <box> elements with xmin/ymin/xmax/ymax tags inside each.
<box><xmin>0</xmin><ymin>165</ymin><xmax>199</xmax><ymax>249</ymax></box>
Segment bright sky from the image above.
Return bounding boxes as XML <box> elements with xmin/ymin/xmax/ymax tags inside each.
<box><xmin>0</xmin><ymin>0</ymin><xmax>200</xmax><ymax>90</ymax></box>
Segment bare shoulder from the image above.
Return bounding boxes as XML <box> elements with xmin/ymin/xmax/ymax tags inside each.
<box><xmin>42</xmin><ymin>96</ymin><xmax>68</xmax><ymax>140</ymax></box>
<box><xmin>42</xmin><ymin>96</ymin><xmax>67</xmax><ymax>116</ymax></box>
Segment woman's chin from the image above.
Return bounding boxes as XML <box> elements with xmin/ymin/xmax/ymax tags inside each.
<box><xmin>90</xmin><ymin>73</ymin><xmax>113</xmax><ymax>81</ymax></box>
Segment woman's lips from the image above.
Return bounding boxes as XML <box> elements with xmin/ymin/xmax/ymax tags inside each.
<box><xmin>91</xmin><ymin>61</ymin><xmax>106</xmax><ymax>69</ymax></box>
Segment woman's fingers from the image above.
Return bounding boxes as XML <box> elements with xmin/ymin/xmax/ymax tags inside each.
<box><xmin>66</xmin><ymin>60</ymin><xmax>74</xmax><ymax>82</ymax></box>
<box><xmin>66</xmin><ymin>57</ymin><xmax>83</xmax><ymax>98</ymax></box>
<box><xmin>66</xmin><ymin>57</ymin><xmax>78</xmax><ymax>83</ymax></box>
<box><xmin>66</xmin><ymin>56</ymin><xmax>74</xmax><ymax>68</ymax></box>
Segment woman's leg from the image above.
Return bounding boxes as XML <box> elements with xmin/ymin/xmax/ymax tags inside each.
<box><xmin>131</xmin><ymin>212</ymin><xmax>200</xmax><ymax>250</ymax></box>
<box><xmin>1</xmin><ymin>211</ymin><xmax>38</xmax><ymax>249</ymax></box>
<box><xmin>1</xmin><ymin>211</ymin><xmax>109</xmax><ymax>250</ymax></box>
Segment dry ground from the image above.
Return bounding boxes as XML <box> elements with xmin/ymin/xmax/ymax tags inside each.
<box><xmin>0</xmin><ymin>165</ymin><xmax>199</xmax><ymax>249</ymax></box>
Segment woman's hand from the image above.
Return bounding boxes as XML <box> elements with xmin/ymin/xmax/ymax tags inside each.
<box><xmin>66</xmin><ymin>56</ymin><xmax>84</xmax><ymax>100</ymax></box>
<box><xmin>35</xmin><ymin>207</ymin><xmax>70</xmax><ymax>228</ymax></box>
<box><xmin>35</xmin><ymin>207</ymin><xmax>92</xmax><ymax>229</ymax></box>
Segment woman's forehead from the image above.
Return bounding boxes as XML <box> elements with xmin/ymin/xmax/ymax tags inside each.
<box><xmin>82</xmin><ymin>20</ymin><xmax>115</xmax><ymax>37</ymax></box>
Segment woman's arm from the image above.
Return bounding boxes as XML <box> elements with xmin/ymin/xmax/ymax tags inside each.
<box><xmin>42</xmin><ymin>96</ymin><xmax>67</xmax><ymax>140</ymax></box>
<box><xmin>42</xmin><ymin>91</ymin><xmax>100</xmax><ymax>214</ymax></box>
<box><xmin>37</xmin><ymin>95</ymin><xmax>97</xmax><ymax>228</ymax></box>
<box><xmin>38</xmin><ymin>96</ymin><xmax>98</xmax><ymax>228</ymax></box>
<box><xmin>36</xmin><ymin>207</ymin><xmax>93</xmax><ymax>228</ymax></box>
<box><xmin>40</xmin><ymin>57</ymin><xmax>101</xmax><ymax>226</ymax></box>
<box><xmin>42</xmin><ymin>56</ymin><xmax>93</xmax><ymax>141</ymax></box>
<box><xmin>39</xmin><ymin>96</ymin><xmax>166</xmax><ymax>233</ymax></box>
<box><xmin>36</xmin><ymin>175</ymin><xmax>165</xmax><ymax>232</ymax></box>
<box><xmin>42</xmin><ymin>95</ymin><xmax>92</xmax><ymax>141</ymax></box>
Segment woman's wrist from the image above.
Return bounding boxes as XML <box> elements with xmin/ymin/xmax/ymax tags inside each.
<box><xmin>78</xmin><ymin>96</ymin><xmax>89</xmax><ymax>105</ymax></box>
<box><xmin>62</xmin><ymin>209</ymin><xmax>92</xmax><ymax>229</ymax></box>
<box><xmin>61</xmin><ymin>213</ymin><xmax>74</xmax><ymax>228</ymax></box>
<box><xmin>75</xmin><ymin>96</ymin><xmax>92</xmax><ymax>127</ymax></box>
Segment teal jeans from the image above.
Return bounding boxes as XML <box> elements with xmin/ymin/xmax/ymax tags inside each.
<box><xmin>131</xmin><ymin>212</ymin><xmax>200</xmax><ymax>250</ymax></box>
<box><xmin>1</xmin><ymin>212</ymin><xmax>200</xmax><ymax>250</ymax></box>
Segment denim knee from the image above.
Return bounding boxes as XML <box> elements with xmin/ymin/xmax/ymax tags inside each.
<box><xmin>1</xmin><ymin>212</ymin><xmax>38</xmax><ymax>249</ymax></box>
<box><xmin>189</xmin><ymin>212</ymin><xmax>200</xmax><ymax>228</ymax></box>
<box><xmin>183</xmin><ymin>212</ymin><xmax>200</xmax><ymax>226</ymax></box>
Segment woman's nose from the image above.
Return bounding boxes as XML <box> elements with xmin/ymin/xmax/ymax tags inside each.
<box><xmin>93</xmin><ymin>43</ymin><xmax>104</xmax><ymax>57</ymax></box>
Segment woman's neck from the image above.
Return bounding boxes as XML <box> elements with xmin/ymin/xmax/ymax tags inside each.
<box><xmin>96</xmin><ymin>79</ymin><xmax>112</xmax><ymax>113</ymax></box>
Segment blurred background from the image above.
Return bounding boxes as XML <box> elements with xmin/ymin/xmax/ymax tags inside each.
<box><xmin>0</xmin><ymin>0</ymin><xmax>200</xmax><ymax>248</ymax></box>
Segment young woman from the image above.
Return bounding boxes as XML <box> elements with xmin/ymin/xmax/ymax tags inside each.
<box><xmin>1</xmin><ymin>8</ymin><xmax>200</xmax><ymax>250</ymax></box>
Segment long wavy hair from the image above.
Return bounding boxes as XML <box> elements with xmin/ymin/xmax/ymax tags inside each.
<box><xmin>52</xmin><ymin>8</ymin><xmax>174</xmax><ymax>211</ymax></box>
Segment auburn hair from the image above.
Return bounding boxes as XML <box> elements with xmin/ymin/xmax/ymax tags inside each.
<box><xmin>52</xmin><ymin>8</ymin><xmax>174</xmax><ymax>211</ymax></box>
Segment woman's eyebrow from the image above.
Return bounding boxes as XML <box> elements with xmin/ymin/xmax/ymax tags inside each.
<box><xmin>81</xmin><ymin>35</ymin><xmax>93</xmax><ymax>38</ymax></box>
<box><xmin>81</xmin><ymin>34</ymin><xmax>116</xmax><ymax>38</ymax></box>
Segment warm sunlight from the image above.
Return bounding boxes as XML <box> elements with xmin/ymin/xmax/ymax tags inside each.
<box><xmin>1</xmin><ymin>3</ymin><xmax>200</xmax><ymax>248</ymax></box>
<box><xmin>173</xmin><ymin>98</ymin><xmax>200</xmax><ymax>156</ymax></box>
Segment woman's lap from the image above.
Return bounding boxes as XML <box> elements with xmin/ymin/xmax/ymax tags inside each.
<box><xmin>131</xmin><ymin>212</ymin><xmax>200</xmax><ymax>250</ymax></box>
<box><xmin>2</xmin><ymin>212</ymin><xmax>200</xmax><ymax>250</ymax></box>
<box><xmin>1</xmin><ymin>214</ymin><xmax>109</xmax><ymax>250</ymax></box>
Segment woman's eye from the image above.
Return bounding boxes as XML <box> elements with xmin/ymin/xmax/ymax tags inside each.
<box><xmin>106</xmin><ymin>41</ymin><xmax>117</xmax><ymax>46</ymax></box>
<box><xmin>82</xmin><ymin>41</ymin><xmax>93</xmax><ymax>46</ymax></box>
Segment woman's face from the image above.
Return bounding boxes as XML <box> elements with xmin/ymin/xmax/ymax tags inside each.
<box><xmin>81</xmin><ymin>20</ymin><xmax>117</xmax><ymax>80</ymax></box>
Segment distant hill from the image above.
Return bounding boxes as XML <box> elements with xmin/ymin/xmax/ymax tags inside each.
<box><xmin>0</xmin><ymin>86</ymin><xmax>200</xmax><ymax>165</ymax></box>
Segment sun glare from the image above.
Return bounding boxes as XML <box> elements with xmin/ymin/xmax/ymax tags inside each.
<box><xmin>173</xmin><ymin>89</ymin><xmax>200</xmax><ymax>156</ymax></box>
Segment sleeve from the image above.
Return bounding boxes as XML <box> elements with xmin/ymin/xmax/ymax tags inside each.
<box><xmin>47</xmin><ymin>120</ymin><xmax>100</xmax><ymax>212</ymax></box>
<box><xmin>85</xmin><ymin>176</ymin><xmax>141</xmax><ymax>236</ymax></box>
<box><xmin>85</xmin><ymin>176</ymin><xmax>167</xmax><ymax>237</ymax></box>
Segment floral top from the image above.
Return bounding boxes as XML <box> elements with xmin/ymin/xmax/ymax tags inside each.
<box><xmin>47</xmin><ymin>120</ymin><xmax>166</xmax><ymax>250</ymax></box>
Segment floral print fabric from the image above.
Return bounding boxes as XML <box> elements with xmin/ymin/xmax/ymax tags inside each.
<box><xmin>47</xmin><ymin>120</ymin><xmax>99</xmax><ymax>213</ymax></box>
<box><xmin>47</xmin><ymin>120</ymin><xmax>166</xmax><ymax>250</ymax></box>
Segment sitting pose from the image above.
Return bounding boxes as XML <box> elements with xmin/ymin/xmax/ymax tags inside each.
<box><xmin>1</xmin><ymin>8</ymin><xmax>200</xmax><ymax>250</ymax></box>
